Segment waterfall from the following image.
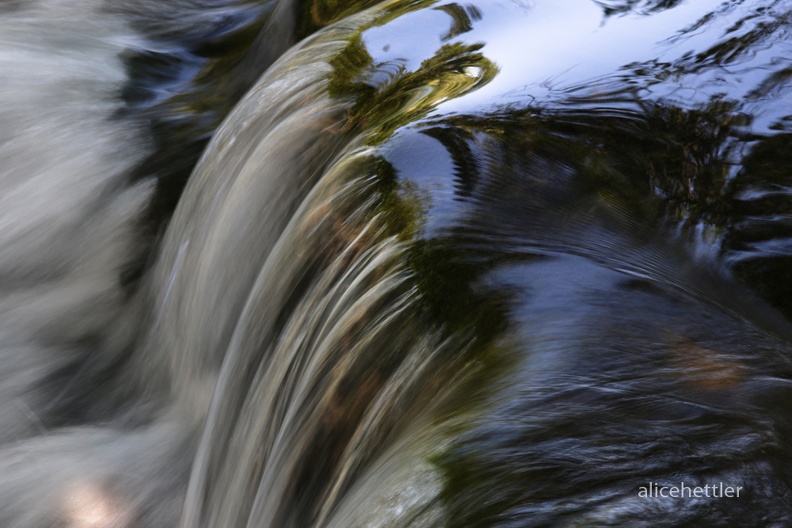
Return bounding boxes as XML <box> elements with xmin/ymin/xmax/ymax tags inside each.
<box><xmin>3</xmin><ymin>0</ymin><xmax>792</xmax><ymax>526</ymax></box>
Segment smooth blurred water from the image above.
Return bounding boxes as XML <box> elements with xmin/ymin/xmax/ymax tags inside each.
<box><xmin>2</xmin><ymin>0</ymin><xmax>792</xmax><ymax>526</ymax></box>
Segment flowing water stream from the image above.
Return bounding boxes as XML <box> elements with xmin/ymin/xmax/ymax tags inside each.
<box><xmin>2</xmin><ymin>0</ymin><xmax>792</xmax><ymax>526</ymax></box>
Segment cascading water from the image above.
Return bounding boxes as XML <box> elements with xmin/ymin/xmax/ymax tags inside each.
<box><xmin>3</xmin><ymin>0</ymin><xmax>792</xmax><ymax>526</ymax></box>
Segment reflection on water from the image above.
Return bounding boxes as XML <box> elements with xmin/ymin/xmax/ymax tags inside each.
<box><xmin>2</xmin><ymin>0</ymin><xmax>792</xmax><ymax>526</ymax></box>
